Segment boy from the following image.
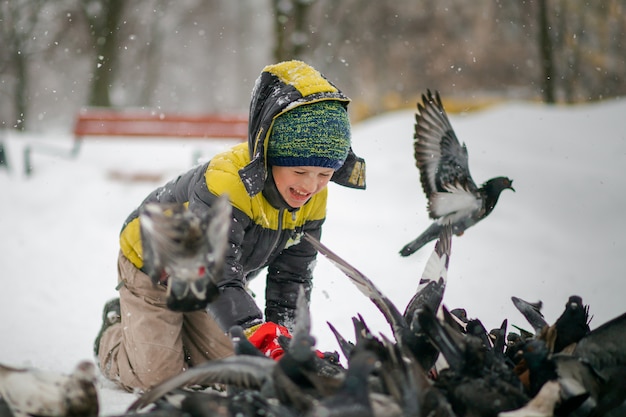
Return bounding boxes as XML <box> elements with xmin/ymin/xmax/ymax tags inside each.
<box><xmin>94</xmin><ymin>60</ymin><xmax>366</xmax><ymax>391</ymax></box>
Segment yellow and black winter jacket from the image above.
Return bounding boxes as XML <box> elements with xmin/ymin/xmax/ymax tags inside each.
<box><xmin>119</xmin><ymin>60</ymin><xmax>365</xmax><ymax>331</ymax></box>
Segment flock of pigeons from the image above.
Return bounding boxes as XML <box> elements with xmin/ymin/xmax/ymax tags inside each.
<box><xmin>1</xmin><ymin>91</ymin><xmax>624</xmax><ymax>417</ymax></box>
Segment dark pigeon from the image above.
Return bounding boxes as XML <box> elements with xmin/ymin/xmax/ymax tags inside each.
<box><xmin>139</xmin><ymin>194</ymin><xmax>231</xmax><ymax>312</ymax></box>
<box><xmin>303</xmin><ymin>349</ymin><xmax>380</xmax><ymax>417</ymax></box>
<box><xmin>400</xmin><ymin>90</ymin><xmax>514</xmax><ymax>256</ymax></box>
<box><xmin>548</xmin><ymin>295</ymin><xmax>591</xmax><ymax>354</ymax></box>
<box><xmin>417</xmin><ymin>306</ymin><xmax>528</xmax><ymax>417</ymax></box>
<box><xmin>228</xmin><ymin>325</ymin><xmax>266</xmax><ymax>358</ymax></box>
<box><xmin>515</xmin><ymin>295</ymin><xmax>590</xmax><ymax>354</ymax></box>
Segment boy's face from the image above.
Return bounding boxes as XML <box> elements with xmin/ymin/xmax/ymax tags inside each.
<box><xmin>272</xmin><ymin>166</ymin><xmax>334</xmax><ymax>208</ymax></box>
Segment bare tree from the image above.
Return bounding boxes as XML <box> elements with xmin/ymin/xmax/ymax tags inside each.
<box><xmin>537</xmin><ymin>0</ymin><xmax>556</xmax><ymax>103</ymax></box>
<box><xmin>76</xmin><ymin>0</ymin><xmax>125</xmax><ymax>107</ymax></box>
<box><xmin>0</xmin><ymin>0</ymin><xmax>44</xmax><ymax>130</ymax></box>
<box><xmin>271</xmin><ymin>0</ymin><xmax>315</xmax><ymax>61</ymax></box>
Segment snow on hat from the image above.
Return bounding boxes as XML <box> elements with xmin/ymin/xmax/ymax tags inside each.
<box><xmin>267</xmin><ymin>100</ymin><xmax>351</xmax><ymax>170</ymax></box>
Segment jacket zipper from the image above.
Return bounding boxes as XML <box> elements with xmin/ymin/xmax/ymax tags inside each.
<box><xmin>260</xmin><ymin>207</ymin><xmax>285</xmax><ymax>268</ymax></box>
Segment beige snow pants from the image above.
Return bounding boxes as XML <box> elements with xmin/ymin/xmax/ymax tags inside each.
<box><xmin>97</xmin><ymin>251</ymin><xmax>234</xmax><ymax>392</ymax></box>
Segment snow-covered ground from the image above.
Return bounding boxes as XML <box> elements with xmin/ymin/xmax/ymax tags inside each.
<box><xmin>1</xmin><ymin>98</ymin><xmax>625</xmax><ymax>414</ymax></box>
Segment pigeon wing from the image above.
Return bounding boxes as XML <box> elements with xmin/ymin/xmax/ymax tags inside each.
<box><xmin>511</xmin><ymin>296</ymin><xmax>548</xmax><ymax>334</ymax></box>
<box><xmin>202</xmin><ymin>194</ymin><xmax>232</xmax><ymax>285</ymax></box>
<box><xmin>139</xmin><ymin>203</ymin><xmax>204</xmax><ymax>284</ymax></box>
<box><xmin>413</xmin><ymin>90</ymin><xmax>479</xmax><ymax>219</ymax></box>
<box><xmin>302</xmin><ymin>233</ymin><xmax>407</xmax><ymax>344</ymax></box>
<box><xmin>573</xmin><ymin>311</ymin><xmax>626</xmax><ymax>372</ymax></box>
<box><xmin>126</xmin><ymin>355</ymin><xmax>275</xmax><ymax>412</ymax></box>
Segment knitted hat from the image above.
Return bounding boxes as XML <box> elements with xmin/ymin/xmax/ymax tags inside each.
<box><xmin>267</xmin><ymin>100</ymin><xmax>351</xmax><ymax>170</ymax></box>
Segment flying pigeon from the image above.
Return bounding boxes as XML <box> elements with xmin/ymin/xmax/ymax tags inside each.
<box><xmin>0</xmin><ymin>360</ymin><xmax>98</xmax><ymax>417</ymax></box>
<box><xmin>399</xmin><ymin>90</ymin><xmax>514</xmax><ymax>256</ymax></box>
<box><xmin>139</xmin><ymin>194</ymin><xmax>231</xmax><ymax>312</ymax></box>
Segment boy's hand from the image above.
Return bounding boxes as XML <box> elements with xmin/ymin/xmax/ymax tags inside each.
<box><xmin>244</xmin><ymin>322</ymin><xmax>291</xmax><ymax>360</ymax></box>
<box><xmin>244</xmin><ymin>321</ymin><xmax>330</xmax><ymax>361</ymax></box>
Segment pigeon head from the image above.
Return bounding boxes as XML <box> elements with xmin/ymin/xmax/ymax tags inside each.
<box><xmin>482</xmin><ymin>176</ymin><xmax>515</xmax><ymax>213</ymax></box>
<box><xmin>483</xmin><ymin>176</ymin><xmax>515</xmax><ymax>194</ymax></box>
<box><xmin>140</xmin><ymin>195</ymin><xmax>231</xmax><ymax>312</ymax></box>
<box><xmin>566</xmin><ymin>295</ymin><xmax>583</xmax><ymax>309</ymax></box>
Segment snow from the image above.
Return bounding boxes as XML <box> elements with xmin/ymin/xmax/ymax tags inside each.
<box><xmin>1</xmin><ymin>98</ymin><xmax>625</xmax><ymax>414</ymax></box>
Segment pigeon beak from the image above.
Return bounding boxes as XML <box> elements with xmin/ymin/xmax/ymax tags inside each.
<box><xmin>166</xmin><ymin>275</ymin><xmax>212</xmax><ymax>311</ymax></box>
<box><xmin>508</xmin><ymin>179</ymin><xmax>515</xmax><ymax>192</ymax></box>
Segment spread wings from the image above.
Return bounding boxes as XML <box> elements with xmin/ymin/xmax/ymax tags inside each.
<box><xmin>413</xmin><ymin>90</ymin><xmax>479</xmax><ymax>219</ymax></box>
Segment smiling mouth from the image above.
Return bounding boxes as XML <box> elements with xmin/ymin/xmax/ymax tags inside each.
<box><xmin>290</xmin><ymin>188</ymin><xmax>311</xmax><ymax>200</ymax></box>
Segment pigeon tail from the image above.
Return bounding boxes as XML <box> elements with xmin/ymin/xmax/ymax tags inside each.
<box><xmin>399</xmin><ymin>222</ymin><xmax>444</xmax><ymax>257</ymax></box>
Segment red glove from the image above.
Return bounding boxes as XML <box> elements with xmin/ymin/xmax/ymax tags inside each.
<box><xmin>245</xmin><ymin>322</ymin><xmax>291</xmax><ymax>360</ymax></box>
<box><xmin>245</xmin><ymin>322</ymin><xmax>327</xmax><ymax>361</ymax></box>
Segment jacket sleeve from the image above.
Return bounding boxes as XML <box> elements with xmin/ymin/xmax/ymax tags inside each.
<box><xmin>190</xmin><ymin>174</ymin><xmax>263</xmax><ymax>332</ymax></box>
<box><xmin>264</xmin><ymin>220</ymin><xmax>323</xmax><ymax>331</ymax></box>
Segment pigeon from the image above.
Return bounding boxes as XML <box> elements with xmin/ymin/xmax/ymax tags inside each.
<box><xmin>572</xmin><ymin>311</ymin><xmax>626</xmax><ymax>374</ymax></box>
<box><xmin>139</xmin><ymin>193</ymin><xmax>231</xmax><ymax>312</ymax></box>
<box><xmin>546</xmin><ymin>295</ymin><xmax>591</xmax><ymax>354</ymax></box>
<box><xmin>517</xmin><ymin>339</ymin><xmax>598</xmax><ymax>415</ymax></box>
<box><xmin>303</xmin><ymin>349</ymin><xmax>380</xmax><ymax>417</ymax></box>
<box><xmin>417</xmin><ymin>306</ymin><xmax>528</xmax><ymax>417</ymax></box>
<box><xmin>228</xmin><ymin>325</ymin><xmax>266</xmax><ymax>358</ymax></box>
<box><xmin>514</xmin><ymin>295</ymin><xmax>591</xmax><ymax>355</ymax></box>
<box><xmin>0</xmin><ymin>360</ymin><xmax>98</xmax><ymax>417</ymax></box>
<box><xmin>342</xmin><ymin>315</ymin><xmax>454</xmax><ymax>417</ymax></box>
<box><xmin>399</xmin><ymin>90</ymin><xmax>514</xmax><ymax>256</ymax></box>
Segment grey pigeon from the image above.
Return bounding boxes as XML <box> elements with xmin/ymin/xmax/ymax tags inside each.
<box><xmin>0</xmin><ymin>360</ymin><xmax>98</xmax><ymax>417</ymax></box>
<box><xmin>400</xmin><ymin>90</ymin><xmax>514</xmax><ymax>256</ymax></box>
<box><xmin>139</xmin><ymin>193</ymin><xmax>231</xmax><ymax>311</ymax></box>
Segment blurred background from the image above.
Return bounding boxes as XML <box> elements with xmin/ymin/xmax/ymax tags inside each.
<box><xmin>1</xmin><ymin>0</ymin><xmax>625</xmax><ymax>132</ymax></box>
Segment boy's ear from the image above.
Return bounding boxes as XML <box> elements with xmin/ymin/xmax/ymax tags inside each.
<box><xmin>331</xmin><ymin>148</ymin><xmax>366</xmax><ymax>190</ymax></box>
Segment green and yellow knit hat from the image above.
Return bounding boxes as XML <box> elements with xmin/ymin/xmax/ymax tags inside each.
<box><xmin>267</xmin><ymin>100</ymin><xmax>351</xmax><ymax>170</ymax></box>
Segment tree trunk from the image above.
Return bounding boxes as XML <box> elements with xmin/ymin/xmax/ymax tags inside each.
<box><xmin>87</xmin><ymin>0</ymin><xmax>125</xmax><ymax>107</ymax></box>
<box><xmin>538</xmin><ymin>0</ymin><xmax>555</xmax><ymax>103</ymax></box>
<box><xmin>271</xmin><ymin>0</ymin><xmax>312</xmax><ymax>62</ymax></box>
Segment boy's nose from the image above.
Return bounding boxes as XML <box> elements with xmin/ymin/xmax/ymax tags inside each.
<box><xmin>300</xmin><ymin>175</ymin><xmax>317</xmax><ymax>193</ymax></box>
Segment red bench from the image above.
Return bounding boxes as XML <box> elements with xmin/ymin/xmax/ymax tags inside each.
<box><xmin>24</xmin><ymin>108</ymin><xmax>248</xmax><ymax>175</ymax></box>
<box><xmin>73</xmin><ymin>108</ymin><xmax>248</xmax><ymax>143</ymax></box>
